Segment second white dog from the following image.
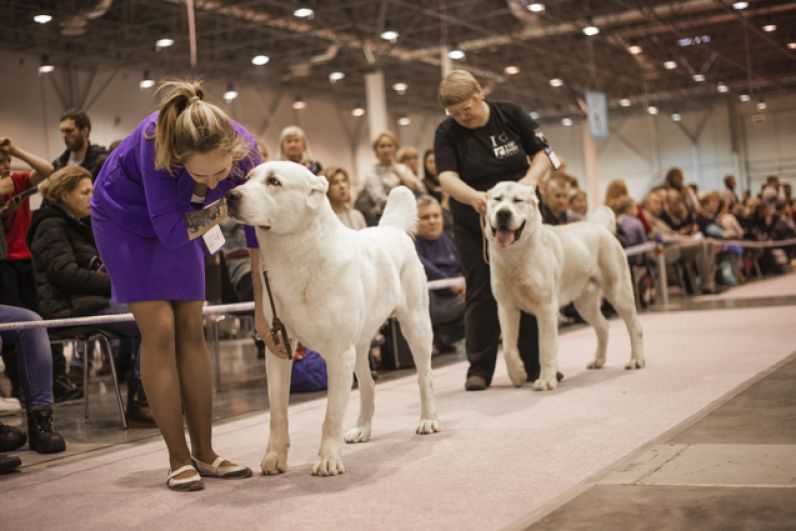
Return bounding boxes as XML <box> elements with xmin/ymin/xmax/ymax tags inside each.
<box><xmin>485</xmin><ymin>181</ymin><xmax>645</xmax><ymax>391</ymax></box>
<box><xmin>227</xmin><ymin>161</ymin><xmax>439</xmax><ymax>477</ymax></box>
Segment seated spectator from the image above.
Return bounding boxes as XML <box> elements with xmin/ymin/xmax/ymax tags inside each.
<box><xmin>696</xmin><ymin>191</ymin><xmax>727</xmax><ymax>239</ymax></box>
<box><xmin>421</xmin><ymin>149</ymin><xmax>442</xmax><ymax>203</ymax></box>
<box><xmin>611</xmin><ymin>196</ymin><xmax>646</xmax><ymax>251</ymax></box>
<box><xmin>277</xmin><ymin>125</ymin><xmax>321</xmax><ymax>174</ymax></box>
<box><xmin>721</xmin><ymin>174</ymin><xmax>740</xmax><ymax>214</ymax></box>
<box><xmin>661</xmin><ymin>188</ymin><xmax>698</xmax><ymax>235</ymax></box>
<box><xmin>26</xmin><ymin>166</ymin><xmax>152</xmax><ymax>424</ymax></box>
<box><xmin>665</xmin><ymin>167</ymin><xmax>701</xmax><ymax>215</ymax></box>
<box><xmin>414</xmin><ymin>196</ymin><xmax>464</xmax><ymax>353</ymax></box>
<box><xmin>319</xmin><ymin>167</ymin><xmax>367</xmax><ymax>230</ymax></box>
<box><xmin>0</xmin><ymin>304</ymin><xmax>66</xmax><ymax>454</ymax></box>
<box><xmin>569</xmin><ymin>189</ymin><xmax>588</xmax><ymax>221</ymax></box>
<box><xmin>397</xmin><ymin>146</ymin><xmax>421</xmax><ymax>178</ymax></box>
<box><xmin>540</xmin><ymin>175</ymin><xmax>570</xmax><ymax>225</ymax></box>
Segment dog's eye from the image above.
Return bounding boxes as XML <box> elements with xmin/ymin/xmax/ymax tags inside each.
<box><xmin>266</xmin><ymin>176</ymin><xmax>282</xmax><ymax>187</ymax></box>
<box><xmin>513</xmin><ymin>198</ymin><xmax>525</xmax><ymax>203</ymax></box>
<box><xmin>493</xmin><ymin>196</ymin><xmax>503</xmax><ymax>202</ymax></box>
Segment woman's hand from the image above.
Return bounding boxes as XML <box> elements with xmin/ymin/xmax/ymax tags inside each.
<box><xmin>468</xmin><ymin>190</ymin><xmax>488</xmax><ymax>215</ymax></box>
<box><xmin>258</xmin><ymin>320</ymin><xmax>290</xmax><ymax>359</ymax></box>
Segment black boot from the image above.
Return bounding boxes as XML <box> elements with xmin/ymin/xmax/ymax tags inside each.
<box><xmin>0</xmin><ymin>454</ymin><xmax>21</xmax><ymax>474</ymax></box>
<box><xmin>125</xmin><ymin>377</ymin><xmax>155</xmax><ymax>426</ymax></box>
<box><xmin>27</xmin><ymin>406</ymin><xmax>66</xmax><ymax>454</ymax></box>
<box><xmin>0</xmin><ymin>421</ymin><xmax>26</xmax><ymax>452</ymax></box>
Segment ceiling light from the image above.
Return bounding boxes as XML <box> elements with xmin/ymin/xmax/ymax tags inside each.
<box><xmin>732</xmin><ymin>1</ymin><xmax>748</xmax><ymax>10</ymax></box>
<box><xmin>293</xmin><ymin>8</ymin><xmax>314</xmax><ymax>18</ymax></box>
<box><xmin>293</xmin><ymin>97</ymin><xmax>307</xmax><ymax>110</ymax></box>
<box><xmin>628</xmin><ymin>44</ymin><xmax>643</xmax><ymax>55</ymax></box>
<box><xmin>663</xmin><ymin>60</ymin><xmax>677</xmax><ymax>70</ymax></box>
<box><xmin>619</xmin><ymin>98</ymin><xmax>632</xmax><ymax>107</ymax></box>
<box><xmin>504</xmin><ymin>65</ymin><xmax>520</xmax><ymax>75</ymax></box>
<box><xmin>448</xmin><ymin>48</ymin><xmax>466</xmax><ymax>60</ymax></box>
<box><xmin>678</xmin><ymin>35</ymin><xmax>711</xmax><ymax>47</ymax></box>
<box><xmin>139</xmin><ymin>70</ymin><xmax>155</xmax><ymax>89</ymax></box>
<box><xmin>582</xmin><ymin>24</ymin><xmax>599</xmax><ymax>37</ymax></box>
<box><xmin>156</xmin><ymin>38</ymin><xmax>174</xmax><ymax>50</ymax></box>
<box><xmin>352</xmin><ymin>106</ymin><xmax>365</xmax><ymax>117</ymax></box>
<box><xmin>393</xmin><ymin>82</ymin><xmax>408</xmax><ymax>94</ymax></box>
<box><xmin>561</xmin><ymin>117</ymin><xmax>573</xmax><ymax>127</ymax></box>
<box><xmin>398</xmin><ymin>116</ymin><xmax>411</xmax><ymax>126</ymax></box>
<box><xmin>527</xmin><ymin>3</ymin><xmax>545</xmax><ymax>13</ymax></box>
<box><xmin>647</xmin><ymin>105</ymin><xmax>659</xmax><ymax>115</ymax></box>
<box><xmin>739</xmin><ymin>94</ymin><xmax>751</xmax><ymax>102</ymax></box>
<box><xmin>380</xmin><ymin>30</ymin><xmax>399</xmax><ymax>42</ymax></box>
<box><xmin>756</xmin><ymin>98</ymin><xmax>767</xmax><ymax>111</ymax></box>
<box><xmin>329</xmin><ymin>71</ymin><xmax>345</xmax><ymax>83</ymax></box>
<box><xmin>33</xmin><ymin>14</ymin><xmax>52</xmax><ymax>24</ymax></box>
<box><xmin>692</xmin><ymin>73</ymin><xmax>706</xmax><ymax>82</ymax></box>
<box><xmin>671</xmin><ymin>111</ymin><xmax>682</xmax><ymax>122</ymax></box>
<box><xmin>38</xmin><ymin>55</ymin><xmax>54</xmax><ymax>74</ymax></box>
<box><xmin>717</xmin><ymin>82</ymin><xmax>729</xmax><ymax>93</ymax></box>
<box><xmin>223</xmin><ymin>83</ymin><xmax>238</xmax><ymax>102</ymax></box>
<box><xmin>251</xmin><ymin>55</ymin><xmax>270</xmax><ymax>66</ymax></box>
<box><xmin>529</xmin><ymin>111</ymin><xmax>540</xmax><ymax>120</ymax></box>
<box><xmin>549</xmin><ymin>77</ymin><xmax>563</xmax><ymax>87</ymax></box>
<box><xmin>788</xmin><ymin>41</ymin><xmax>796</xmax><ymax>50</ymax></box>
<box><xmin>762</xmin><ymin>17</ymin><xmax>776</xmax><ymax>32</ymax></box>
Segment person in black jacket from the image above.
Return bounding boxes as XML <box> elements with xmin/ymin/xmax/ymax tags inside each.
<box><xmin>26</xmin><ymin>166</ymin><xmax>152</xmax><ymax>424</ymax></box>
<box><xmin>51</xmin><ymin>109</ymin><xmax>108</xmax><ymax>180</ymax></box>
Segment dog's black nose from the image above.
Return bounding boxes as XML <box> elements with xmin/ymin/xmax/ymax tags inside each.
<box><xmin>226</xmin><ymin>189</ymin><xmax>241</xmax><ymax>205</ymax></box>
<box><xmin>496</xmin><ymin>209</ymin><xmax>512</xmax><ymax>228</ymax></box>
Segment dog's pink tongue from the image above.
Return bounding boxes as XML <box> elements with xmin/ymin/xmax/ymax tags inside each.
<box><xmin>495</xmin><ymin>229</ymin><xmax>516</xmax><ymax>247</ymax></box>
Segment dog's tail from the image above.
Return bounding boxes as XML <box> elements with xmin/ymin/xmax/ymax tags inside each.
<box><xmin>379</xmin><ymin>186</ymin><xmax>418</xmax><ymax>236</ymax></box>
<box><xmin>590</xmin><ymin>205</ymin><xmax>617</xmax><ymax>234</ymax></box>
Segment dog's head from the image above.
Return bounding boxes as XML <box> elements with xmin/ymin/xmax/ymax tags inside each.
<box><xmin>226</xmin><ymin>161</ymin><xmax>329</xmax><ymax>234</ymax></box>
<box><xmin>485</xmin><ymin>181</ymin><xmax>540</xmax><ymax>249</ymax></box>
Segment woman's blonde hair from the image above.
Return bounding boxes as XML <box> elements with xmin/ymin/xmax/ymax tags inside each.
<box><xmin>396</xmin><ymin>146</ymin><xmax>419</xmax><ymax>164</ymax></box>
<box><xmin>40</xmin><ymin>166</ymin><xmax>92</xmax><ymax>203</ymax></box>
<box><xmin>438</xmin><ymin>69</ymin><xmax>483</xmax><ymax>107</ymax></box>
<box><xmin>604</xmin><ymin>179</ymin><xmax>629</xmax><ymax>204</ymax></box>
<box><xmin>372</xmin><ymin>131</ymin><xmax>399</xmax><ymax>154</ymax></box>
<box><xmin>277</xmin><ymin>125</ymin><xmax>314</xmax><ymax>163</ymax></box>
<box><xmin>152</xmin><ymin>80</ymin><xmax>248</xmax><ymax>172</ymax></box>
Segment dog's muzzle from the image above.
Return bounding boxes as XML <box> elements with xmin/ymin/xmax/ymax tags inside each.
<box><xmin>491</xmin><ymin>209</ymin><xmax>526</xmax><ymax>248</ymax></box>
<box><xmin>225</xmin><ymin>189</ymin><xmax>271</xmax><ymax>231</ymax></box>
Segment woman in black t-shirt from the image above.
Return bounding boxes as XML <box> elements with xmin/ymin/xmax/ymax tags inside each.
<box><xmin>433</xmin><ymin>69</ymin><xmax>557</xmax><ymax>391</ymax></box>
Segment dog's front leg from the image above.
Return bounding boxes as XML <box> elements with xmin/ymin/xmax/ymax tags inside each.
<box><xmin>533</xmin><ymin>308</ymin><xmax>560</xmax><ymax>391</ymax></box>
<box><xmin>313</xmin><ymin>346</ymin><xmax>356</xmax><ymax>476</ymax></box>
<box><xmin>261</xmin><ymin>352</ymin><xmax>292</xmax><ymax>475</ymax></box>
<box><xmin>497</xmin><ymin>303</ymin><xmax>526</xmax><ymax>387</ymax></box>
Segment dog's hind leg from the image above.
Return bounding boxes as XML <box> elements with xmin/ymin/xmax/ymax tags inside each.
<box><xmin>573</xmin><ymin>286</ymin><xmax>609</xmax><ymax>370</ymax></box>
<box><xmin>602</xmin><ymin>268</ymin><xmax>645</xmax><ymax>370</ymax></box>
<box><xmin>345</xmin><ymin>339</ymin><xmax>375</xmax><ymax>444</ymax></box>
<box><xmin>313</xmin><ymin>346</ymin><xmax>356</xmax><ymax>476</ymax></box>
<box><xmin>497</xmin><ymin>303</ymin><xmax>527</xmax><ymax>387</ymax></box>
<box><xmin>395</xmin><ymin>307</ymin><xmax>439</xmax><ymax>435</ymax></box>
<box><xmin>261</xmin><ymin>353</ymin><xmax>292</xmax><ymax>475</ymax></box>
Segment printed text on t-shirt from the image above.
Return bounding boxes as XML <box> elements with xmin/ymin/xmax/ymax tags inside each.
<box><xmin>489</xmin><ymin>133</ymin><xmax>519</xmax><ymax>159</ymax></box>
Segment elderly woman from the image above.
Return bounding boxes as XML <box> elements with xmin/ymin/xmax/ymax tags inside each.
<box><xmin>277</xmin><ymin>125</ymin><xmax>321</xmax><ymax>174</ymax></box>
<box><xmin>357</xmin><ymin>131</ymin><xmax>425</xmax><ymax>225</ymax></box>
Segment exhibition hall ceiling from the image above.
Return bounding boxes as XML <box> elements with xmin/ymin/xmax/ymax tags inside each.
<box><xmin>3</xmin><ymin>0</ymin><xmax>795</xmax><ymax>120</ymax></box>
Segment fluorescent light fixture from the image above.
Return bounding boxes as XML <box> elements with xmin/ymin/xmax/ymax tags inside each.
<box><xmin>619</xmin><ymin>98</ymin><xmax>632</xmax><ymax>107</ymax></box>
<box><xmin>504</xmin><ymin>65</ymin><xmax>520</xmax><ymax>75</ymax></box>
<box><xmin>529</xmin><ymin>111</ymin><xmax>540</xmax><ymax>120</ymax></box>
<box><xmin>788</xmin><ymin>41</ymin><xmax>796</xmax><ymax>50</ymax></box>
<box><xmin>582</xmin><ymin>25</ymin><xmax>599</xmax><ymax>37</ymax></box>
<box><xmin>549</xmin><ymin>77</ymin><xmax>563</xmax><ymax>87</ymax></box>
<box><xmin>398</xmin><ymin>116</ymin><xmax>411</xmax><ymax>126</ymax></box>
<box><xmin>38</xmin><ymin>55</ymin><xmax>54</xmax><ymax>74</ymax></box>
<box><xmin>692</xmin><ymin>73</ymin><xmax>706</xmax><ymax>82</ymax></box>
<box><xmin>628</xmin><ymin>45</ymin><xmax>643</xmax><ymax>55</ymax></box>
<box><xmin>392</xmin><ymin>82</ymin><xmax>408</xmax><ymax>94</ymax></box>
<box><xmin>756</xmin><ymin>99</ymin><xmax>767</xmax><ymax>111</ymax></box>
<box><xmin>292</xmin><ymin>97</ymin><xmax>307</xmax><ymax>110</ymax></box>
<box><xmin>561</xmin><ymin>117</ymin><xmax>573</xmax><ymax>127</ymax></box>
<box><xmin>664</xmin><ymin>60</ymin><xmax>677</xmax><ymax>70</ymax></box>
<box><xmin>717</xmin><ymin>82</ymin><xmax>729</xmax><ymax>93</ymax></box>
<box><xmin>527</xmin><ymin>3</ymin><xmax>545</xmax><ymax>13</ymax></box>
<box><xmin>448</xmin><ymin>48</ymin><xmax>465</xmax><ymax>60</ymax></box>
<box><xmin>739</xmin><ymin>94</ymin><xmax>751</xmax><ymax>102</ymax></box>
<box><xmin>139</xmin><ymin>71</ymin><xmax>155</xmax><ymax>89</ymax></box>
<box><xmin>329</xmin><ymin>71</ymin><xmax>345</xmax><ymax>82</ymax></box>
<box><xmin>223</xmin><ymin>84</ymin><xmax>238</xmax><ymax>102</ymax></box>
<box><xmin>293</xmin><ymin>8</ymin><xmax>314</xmax><ymax>18</ymax></box>
<box><xmin>678</xmin><ymin>35</ymin><xmax>711</xmax><ymax>47</ymax></box>
<box><xmin>647</xmin><ymin>105</ymin><xmax>659</xmax><ymax>115</ymax></box>
<box><xmin>156</xmin><ymin>38</ymin><xmax>174</xmax><ymax>49</ymax></box>
<box><xmin>380</xmin><ymin>30</ymin><xmax>399</xmax><ymax>42</ymax></box>
<box><xmin>352</xmin><ymin>107</ymin><xmax>366</xmax><ymax>117</ymax></box>
<box><xmin>251</xmin><ymin>55</ymin><xmax>270</xmax><ymax>66</ymax></box>
<box><xmin>732</xmin><ymin>1</ymin><xmax>748</xmax><ymax>10</ymax></box>
<box><xmin>33</xmin><ymin>14</ymin><xmax>52</xmax><ymax>24</ymax></box>
<box><xmin>763</xmin><ymin>23</ymin><xmax>777</xmax><ymax>33</ymax></box>
<box><xmin>671</xmin><ymin>112</ymin><xmax>682</xmax><ymax>122</ymax></box>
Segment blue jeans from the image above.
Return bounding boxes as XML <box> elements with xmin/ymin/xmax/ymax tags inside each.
<box><xmin>0</xmin><ymin>305</ymin><xmax>54</xmax><ymax>407</ymax></box>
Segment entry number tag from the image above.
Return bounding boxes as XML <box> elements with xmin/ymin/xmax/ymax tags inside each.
<box><xmin>203</xmin><ymin>225</ymin><xmax>226</xmax><ymax>255</ymax></box>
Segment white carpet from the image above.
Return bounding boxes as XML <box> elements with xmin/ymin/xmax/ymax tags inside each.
<box><xmin>1</xmin><ymin>304</ymin><xmax>795</xmax><ymax>530</ymax></box>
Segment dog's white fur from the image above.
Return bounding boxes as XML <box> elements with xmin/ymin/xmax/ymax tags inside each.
<box><xmin>227</xmin><ymin>161</ymin><xmax>439</xmax><ymax>477</ymax></box>
<box><xmin>485</xmin><ymin>181</ymin><xmax>645</xmax><ymax>390</ymax></box>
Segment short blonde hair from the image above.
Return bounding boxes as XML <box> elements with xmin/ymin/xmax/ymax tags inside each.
<box><xmin>397</xmin><ymin>146</ymin><xmax>419</xmax><ymax>164</ymax></box>
<box><xmin>40</xmin><ymin>166</ymin><xmax>92</xmax><ymax>203</ymax></box>
<box><xmin>438</xmin><ymin>69</ymin><xmax>482</xmax><ymax>106</ymax></box>
<box><xmin>277</xmin><ymin>125</ymin><xmax>314</xmax><ymax>163</ymax></box>
<box><xmin>372</xmin><ymin>131</ymin><xmax>399</xmax><ymax>154</ymax></box>
<box><xmin>152</xmin><ymin>80</ymin><xmax>248</xmax><ymax>173</ymax></box>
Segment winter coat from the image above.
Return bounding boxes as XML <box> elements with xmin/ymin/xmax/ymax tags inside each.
<box><xmin>26</xmin><ymin>201</ymin><xmax>111</xmax><ymax>318</ymax></box>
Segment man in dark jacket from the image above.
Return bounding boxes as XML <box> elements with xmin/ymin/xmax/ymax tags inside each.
<box><xmin>52</xmin><ymin>109</ymin><xmax>107</xmax><ymax>180</ymax></box>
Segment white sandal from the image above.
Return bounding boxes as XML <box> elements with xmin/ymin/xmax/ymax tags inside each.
<box><xmin>166</xmin><ymin>465</ymin><xmax>205</xmax><ymax>491</ymax></box>
<box><xmin>191</xmin><ymin>456</ymin><xmax>253</xmax><ymax>479</ymax></box>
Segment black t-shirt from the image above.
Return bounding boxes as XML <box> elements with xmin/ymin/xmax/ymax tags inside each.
<box><xmin>434</xmin><ymin>100</ymin><xmax>548</xmax><ymax>232</ymax></box>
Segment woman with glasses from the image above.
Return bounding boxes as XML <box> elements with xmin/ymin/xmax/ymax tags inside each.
<box><xmin>433</xmin><ymin>69</ymin><xmax>560</xmax><ymax>391</ymax></box>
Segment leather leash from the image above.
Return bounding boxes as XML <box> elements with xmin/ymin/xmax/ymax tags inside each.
<box><xmin>479</xmin><ymin>213</ymin><xmax>490</xmax><ymax>265</ymax></box>
<box><xmin>261</xmin><ymin>269</ymin><xmax>293</xmax><ymax>360</ymax></box>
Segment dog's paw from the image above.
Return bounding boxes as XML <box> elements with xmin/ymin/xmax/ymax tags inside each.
<box><xmin>260</xmin><ymin>450</ymin><xmax>287</xmax><ymax>476</ymax></box>
<box><xmin>312</xmin><ymin>454</ymin><xmax>346</xmax><ymax>477</ymax></box>
<box><xmin>625</xmin><ymin>357</ymin><xmax>645</xmax><ymax>370</ymax></box>
<box><xmin>587</xmin><ymin>357</ymin><xmax>606</xmax><ymax>369</ymax></box>
<box><xmin>508</xmin><ymin>367</ymin><xmax>528</xmax><ymax>387</ymax></box>
<box><xmin>416</xmin><ymin>418</ymin><xmax>440</xmax><ymax>435</ymax></box>
<box><xmin>344</xmin><ymin>425</ymin><xmax>371</xmax><ymax>444</ymax></box>
<box><xmin>532</xmin><ymin>377</ymin><xmax>558</xmax><ymax>391</ymax></box>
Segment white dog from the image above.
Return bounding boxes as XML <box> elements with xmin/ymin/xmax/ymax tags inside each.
<box><xmin>485</xmin><ymin>181</ymin><xmax>645</xmax><ymax>391</ymax></box>
<box><xmin>226</xmin><ymin>161</ymin><xmax>439</xmax><ymax>477</ymax></box>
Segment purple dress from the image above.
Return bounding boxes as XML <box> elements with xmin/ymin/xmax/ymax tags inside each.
<box><xmin>90</xmin><ymin>111</ymin><xmax>261</xmax><ymax>303</ymax></box>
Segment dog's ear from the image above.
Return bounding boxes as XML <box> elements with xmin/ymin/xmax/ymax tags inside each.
<box><xmin>305</xmin><ymin>175</ymin><xmax>329</xmax><ymax>210</ymax></box>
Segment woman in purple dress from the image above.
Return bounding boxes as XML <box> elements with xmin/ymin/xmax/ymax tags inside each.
<box><xmin>91</xmin><ymin>81</ymin><xmax>279</xmax><ymax>491</ymax></box>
